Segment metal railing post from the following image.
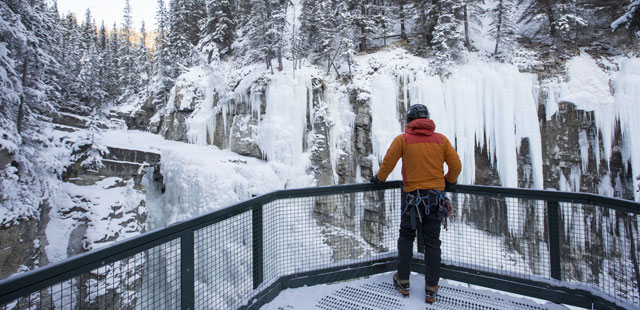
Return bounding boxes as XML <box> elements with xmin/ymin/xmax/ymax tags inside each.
<box><xmin>547</xmin><ymin>201</ymin><xmax>562</xmax><ymax>281</ymax></box>
<box><xmin>253</xmin><ymin>204</ymin><xmax>264</xmax><ymax>289</ymax></box>
<box><xmin>181</xmin><ymin>232</ymin><xmax>195</xmax><ymax>310</ymax></box>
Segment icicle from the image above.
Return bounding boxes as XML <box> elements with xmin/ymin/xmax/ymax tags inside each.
<box><xmin>257</xmin><ymin>75</ymin><xmax>309</xmax><ymax>166</ymax></box>
<box><xmin>370</xmin><ymin>74</ymin><xmax>403</xmax><ymax>181</ymax></box>
<box><xmin>578</xmin><ymin>130</ymin><xmax>589</xmax><ymax>173</ymax></box>
<box><xmin>613</xmin><ymin>58</ymin><xmax>640</xmax><ymax>201</ymax></box>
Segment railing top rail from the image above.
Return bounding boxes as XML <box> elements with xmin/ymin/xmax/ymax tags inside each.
<box><xmin>449</xmin><ymin>184</ymin><xmax>640</xmax><ymax>213</ymax></box>
<box><xmin>0</xmin><ymin>181</ymin><xmax>638</xmax><ymax>305</ymax></box>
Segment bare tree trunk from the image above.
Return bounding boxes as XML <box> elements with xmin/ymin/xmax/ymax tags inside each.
<box><xmin>327</xmin><ymin>55</ymin><xmax>332</xmax><ymax>74</ymax></box>
<box><xmin>291</xmin><ymin>1</ymin><xmax>296</xmax><ymax>76</ymax></box>
<box><xmin>543</xmin><ymin>0</ymin><xmax>557</xmax><ymax>37</ymax></box>
<box><xmin>463</xmin><ymin>4</ymin><xmax>472</xmax><ymax>51</ymax></box>
<box><xmin>360</xmin><ymin>2</ymin><xmax>367</xmax><ymax>51</ymax></box>
<box><xmin>269</xmin><ymin>52</ymin><xmax>274</xmax><ymax>74</ymax></box>
<box><xmin>17</xmin><ymin>58</ymin><xmax>28</xmax><ymax>136</ymax></box>
<box><xmin>277</xmin><ymin>45</ymin><xmax>283</xmax><ymax>71</ymax></box>
<box><xmin>400</xmin><ymin>1</ymin><xmax>407</xmax><ymax>40</ymax></box>
<box><xmin>426</xmin><ymin>0</ymin><xmax>441</xmax><ymax>47</ymax></box>
<box><xmin>494</xmin><ymin>0</ymin><xmax>503</xmax><ymax>55</ymax></box>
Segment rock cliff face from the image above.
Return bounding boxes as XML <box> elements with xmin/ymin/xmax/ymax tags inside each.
<box><xmin>0</xmin><ymin>127</ymin><xmax>160</xmax><ymax>308</ymax></box>
<box><xmin>56</xmin><ymin>146</ymin><xmax>159</xmax><ymax>309</ymax></box>
<box><xmin>141</xmin><ymin>54</ymin><xmax>637</xmax><ymax>268</ymax></box>
<box><xmin>0</xmin><ymin>205</ymin><xmax>49</xmax><ymax>280</ymax></box>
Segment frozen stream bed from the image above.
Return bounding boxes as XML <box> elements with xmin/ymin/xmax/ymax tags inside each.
<box><xmin>261</xmin><ymin>272</ymin><xmax>570</xmax><ymax>310</ymax></box>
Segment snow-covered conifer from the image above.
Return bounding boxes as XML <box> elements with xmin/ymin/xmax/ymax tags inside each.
<box><xmin>519</xmin><ymin>0</ymin><xmax>586</xmax><ymax>42</ymax></box>
<box><xmin>246</xmin><ymin>0</ymin><xmax>289</xmax><ymax>72</ymax></box>
<box><xmin>430</xmin><ymin>0</ymin><xmax>466</xmax><ymax>67</ymax></box>
<box><xmin>118</xmin><ymin>0</ymin><xmax>135</xmax><ymax>97</ymax></box>
<box><xmin>200</xmin><ymin>0</ymin><xmax>235</xmax><ymax>62</ymax></box>
<box><xmin>167</xmin><ymin>0</ymin><xmax>202</xmax><ymax>76</ymax></box>
<box><xmin>135</xmin><ymin>22</ymin><xmax>152</xmax><ymax>94</ymax></box>
<box><xmin>106</xmin><ymin>23</ymin><xmax>121</xmax><ymax>99</ymax></box>
<box><xmin>612</xmin><ymin>0</ymin><xmax>640</xmax><ymax>38</ymax></box>
<box><xmin>490</xmin><ymin>0</ymin><xmax>518</xmax><ymax>55</ymax></box>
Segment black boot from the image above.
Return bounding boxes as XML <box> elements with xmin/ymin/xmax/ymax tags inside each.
<box><xmin>393</xmin><ymin>273</ymin><xmax>410</xmax><ymax>297</ymax></box>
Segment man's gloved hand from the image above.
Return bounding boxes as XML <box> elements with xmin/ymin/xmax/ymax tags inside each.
<box><xmin>370</xmin><ymin>174</ymin><xmax>380</xmax><ymax>183</ymax></box>
<box><xmin>445</xmin><ymin>180</ymin><xmax>457</xmax><ymax>188</ymax></box>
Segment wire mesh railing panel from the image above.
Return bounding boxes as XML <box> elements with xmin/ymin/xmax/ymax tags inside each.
<box><xmin>0</xmin><ymin>238</ymin><xmax>181</xmax><ymax>310</ymax></box>
<box><xmin>441</xmin><ymin>194</ymin><xmax>551</xmax><ymax>280</ymax></box>
<box><xmin>558</xmin><ymin>202</ymin><xmax>640</xmax><ymax>306</ymax></box>
<box><xmin>138</xmin><ymin>238</ymin><xmax>181</xmax><ymax>310</ymax></box>
<box><xmin>260</xmin><ymin>189</ymin><xmax>402</xmax><ymax>289</ymax></box>
<box><xmin>194</xmin><ymin>212</ymin><xmax>253</xmax><ymax>310</ymax></box>
<box><xmin>2</xmin><ymin>183</ymin><xmax>639</xmax><ymax>310</ymax></box>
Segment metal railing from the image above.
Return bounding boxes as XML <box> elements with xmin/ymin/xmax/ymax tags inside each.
<box><xmin>0</xmin><ymin>182</ymin><xmax>638</xmax><ymax>310</ymax></box>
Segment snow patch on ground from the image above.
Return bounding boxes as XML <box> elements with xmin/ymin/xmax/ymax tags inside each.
<box><xmin>261</xmin><ymin>271</ymin><xmax>567</xmax><ymax>310</ymax></box>
<box><xmin>46</xmin><ymin>177</ymin><xmax>145</xmax><ymax>263</ymax></box>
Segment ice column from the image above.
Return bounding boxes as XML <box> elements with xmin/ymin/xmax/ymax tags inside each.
<box><xmin>370</xmin><ymin>74</ymin><xmax>403</xmax><ymax>180</ymax></box>
<box><xmin>614</xmin><ymin>58</ymin><xmax>640</xmax><ymax>201</ymax></box>
<box><xmin>258</xmin><ymin>75</ymin><xmax>310</xmax><ymax>167</ymax></box>
<box><xmin>406</xmin><ymin>62</ymin><xmax>543</xmax><ymax>189</ymax></box>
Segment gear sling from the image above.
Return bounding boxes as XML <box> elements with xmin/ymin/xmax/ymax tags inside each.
<box><xmin>404</xmin><ymin>189</ymin><xmax>452</xmax><ymax>230</ymax></box>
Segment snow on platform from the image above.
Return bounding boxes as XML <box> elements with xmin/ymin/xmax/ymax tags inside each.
<box><xmin>261</xmin><ymin>272</ymin><xmax>568</xmax><ymax>310</ymax></box>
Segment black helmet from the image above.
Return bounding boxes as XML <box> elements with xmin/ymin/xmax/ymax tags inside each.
<box><xmin>406</xmin><ymin>104</ymin><xmax>430</xmax><ymax>123</ymax></box>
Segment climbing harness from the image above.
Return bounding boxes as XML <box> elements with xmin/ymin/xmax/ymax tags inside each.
<box><xmin>404</xmin><ymin>189</ymin><xmax>452</xmax><ymax>230</ymax></box>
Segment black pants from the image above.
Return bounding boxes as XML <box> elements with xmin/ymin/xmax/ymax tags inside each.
<box><xmin>397</xmin><ymin>190</ymin><xmax>442</xmax><ymax>287</ymax></box>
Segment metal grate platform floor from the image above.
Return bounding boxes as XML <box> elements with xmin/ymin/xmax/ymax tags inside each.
<box><xmin>261</xmin><ymin>272</ymin><xmax>569</xmax><ymax>310</ymax></box>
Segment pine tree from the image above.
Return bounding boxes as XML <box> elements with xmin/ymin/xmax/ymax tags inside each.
<box><xmin>0</xmin><ymin>1</ymin><xmax>25</xmax><ymax>148</ymax></box>
<box><xmin>152</xmin><ymin>0</ymin><xmax>172</xmax><ymax>108</ymax></box>
<box><xmin>462</xmin><ymin>0</ymin><xmax>483</xmax><ymax>51</ymax></box>
<box><xmin>135</xmin><ymin>22</ymin><xmax>152</xmax><ymax>94</ymax></box>
<box><xmin>409</xmin><ymin>0</ymin><xmax>437</xmax><ymax>55</ymax></box>
<box><xmin>347</xmin><ymin>0</ymin><xmax>378</xmax><ymax>52</ymax></box>
<box><xmin>106</xmin><ymin>23</ymin><xmax>121</xmax><ymax>99</ymax></box>
<box><xmin>77</xmin><ymin>10</ymin><xmax>103</xmax><ymax>108</ymax></box>
<box><xmin>430</xmin><ymin>0</ymin><xmax>466</xmax><ymax>66</ymax></box>
<box><xmin>200</xmin><ymin>0</ymin><xmax>236</xmax><ymax>62</ymax></box>
<box><xmin>81</xmin><ymin>9</ymin><xmax>97</xmax><ymax>51</ymax></box>
<box><xmin>613</xmin><ymin>0</ymin><xmax>640</xmax><ymax>38</ymax></box>
<box><xmin>60</xmin><ymin>13</ymin><xmax>83</xmax><ymax>103</ymax></box>
<box><xmin>154</xmin><ymin>0</ymin><xmax>169</xmax><ymax>79</ymax></box>
<box><xmin>246</xmin><ymin>0</ymin><xmax>289</xmax><ymax>72</ymax></box>
<box><xmin>316</xmin><ymin>1</ymin><xmax>339</xmax><ymax>71</ymax></box>
<box><xmin>167</xmin><ymin>0</ymin><xmax>202</xmax><ymax>76</ymax></box>
<box><xmin>297</xmin><ymin>0</ymin><xmax>320</xmax><ymax>61</ymax></box>
<box><xmin>392</xmin><ymin>0</ymin><xmax>410</xmax><ymax>40</ymax></box>
<box><xmin>336</xmin><ymin>1</ymin><xmax>358</xmax><ymax>74</ymax></box>
<box><xmin>518</xmin><ymin>0</ymin><xmax>586</xmax><ymax>41</ymax></box>
<box><xmin>119</xmin><ymin>0</ymin><xmax>135</xmax><ymax>97</ymax></box>
<box><xmin>554</xmin><ymin>0</ymin><xmax>587</xmax><ymax>42</ymax></box>
<box><xmin>78</xmin><ymin>42</ymin><xmax>103</xmax><ymax>108</ymax></box>
<box><xmin>491</xmin><ymin>0</ymin><xmax>518</xmax><ymax>55</ymax></box>
<box><xmin>0</xmin><ymin>0</ymin><xmax>65</xmax><ymax>221</ymax></box>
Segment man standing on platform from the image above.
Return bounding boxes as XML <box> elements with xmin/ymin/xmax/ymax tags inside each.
<box><xmin>371</xmin><ymin>104</ymin><xmax>461</xmax><ymax>304</ymax></box>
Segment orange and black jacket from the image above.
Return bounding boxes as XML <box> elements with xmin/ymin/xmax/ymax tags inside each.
<box><xmin>376</xmin><ymin>118</ymin><xmax>462</xmax><ymax>192</ymax></box>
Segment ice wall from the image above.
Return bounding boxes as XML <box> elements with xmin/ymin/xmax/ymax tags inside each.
<box><xmin>549</xmin><ymin>53</ymin><xmax>640</xmax><ymax>201</ymax></box>
<box><xmin>181</xmin><ymin>67</ymin><xmax>219</xmax><ymax>146</ymax></box>
<box><xmin>325</xmin><ymin>85</ymin><xmax>356</xmax><ymax>183</ymax></box>
<box><xmin>403</xmin><ymin>60</ymin><xmax>544</xmax><ymax>189</ymax></box>
<box><xmin>178</xmin><ymin>51</ymin><xmax>637</xmax><ymax>200</ymax></box>
<box><xmin>614</xmin><ymin>58</ymin><xmax>640</xmax><ymax>201</ymax></box>
<box><xmin>370</xmin><ymin>74</ymin><xmax>403</xmax><ymax>180</ymax></box>
<box><xmin>257</xmin><ymin>75</ymin><xmax>311</xmax><ymax>166</ymax></box>
<box><xmin>559</xmin><ymin>54</ymin><xmax>617</xmax><ymax>170</ymax></box>
<box><xmin>149</xmin><ymin>145</ymin><xmax>313</xmax><ymax>229</ymax></box>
